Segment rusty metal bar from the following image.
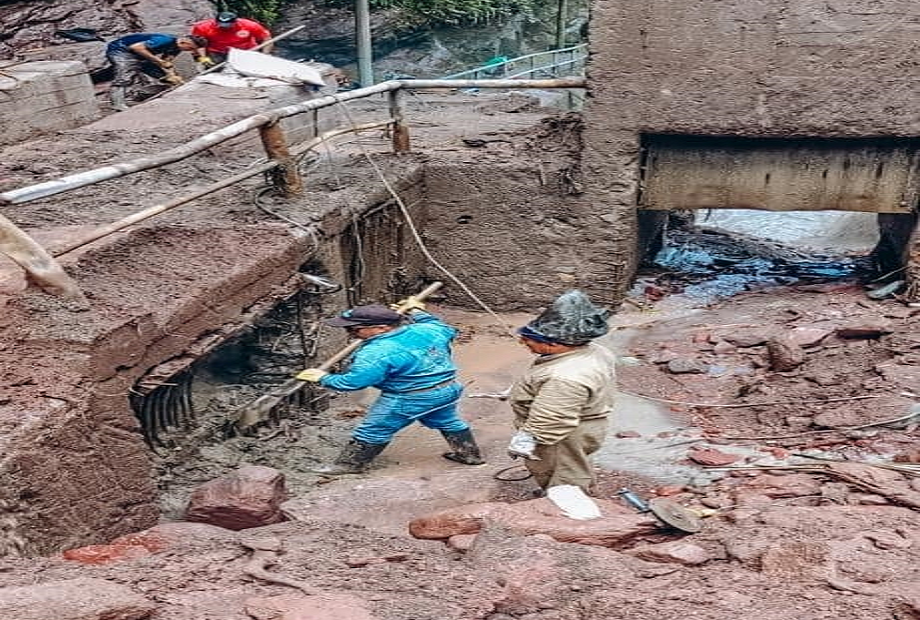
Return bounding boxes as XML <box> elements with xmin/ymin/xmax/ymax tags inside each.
<box><xmin>388</xmin><ymin>89</ymin><xmax>410</xmax><ymax>154</ymax></box>
<box><xmin>259</xmin><ymin>122</ymin><xmax>304</xmax><ymax>197</ymax></box>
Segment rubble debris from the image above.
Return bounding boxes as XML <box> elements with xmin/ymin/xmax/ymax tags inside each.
<box><xmin>240</xmin><ymin>536</ymin><xmax>320</xmax><ymax>596</ymax></box>
<box><xmin>0</xmin><ymin>578</ymin><xmax>156</xmax><ymax>620</ymax></box>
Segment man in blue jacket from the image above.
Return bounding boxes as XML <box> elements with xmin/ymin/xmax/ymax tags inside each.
<box><xmin>296</xmin><ymin>299</ymin><xmax>485</xmax><ymax>475</ymax></box>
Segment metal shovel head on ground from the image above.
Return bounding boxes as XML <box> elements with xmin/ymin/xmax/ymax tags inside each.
<box><xmin>228</xmin><ymin>281</ymin><xmax>444</xmax><ymax>435</ymax></box>
<box><xmin>617</xmin><ymin>488</ymin><xmax>702</xmax><ymax>533</ymax></box>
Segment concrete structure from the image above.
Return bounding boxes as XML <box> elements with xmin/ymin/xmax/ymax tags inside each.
<box><xmin>0</xmin><ymin>79</ymin><xmax>579</xmax><ymax>555</ymax></box>
<box><xmin>0</xmin><ymin>61</ymin><xmax>99</xmax><ymax>147</ymax></box>
<box><xmin>582</xmin><ymin>0</ymin><xmax>920</xmax><ymax>287</ymax></box>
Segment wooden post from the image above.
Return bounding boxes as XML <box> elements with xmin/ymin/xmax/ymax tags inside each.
<box><xmin>259</xmin><ymin>122</ymin><xmax>304</xmax><ymax>197</ymax></box>
<box><xmin>388</xmin><ymin>89</ymin><xmax>410</xmax><ymax>154</ymax></box>
<box><xmin>0</xmin><ymin>213</ymin><xmax>83</xmax><ymax>300</ymax></box>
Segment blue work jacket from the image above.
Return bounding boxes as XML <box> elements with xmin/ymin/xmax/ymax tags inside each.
<box><xmin>320</xmin><ymin>311</ymin><xmax>458</xmax><ymax>393</ymax></box>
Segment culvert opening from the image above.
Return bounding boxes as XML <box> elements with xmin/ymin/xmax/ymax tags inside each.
<box><xmin>634</xmin><ymin>210</ymin><xmax>888</xmax><ymax>302</ymax></box>
<box><xmin>126</xmin><ymin>273</ymin><xmax>367</xmax><ymax>512</ymax></box>
<box><xmin>636</xmin><ymin>133</ymin><xmax>920</xmax><ymax>302</ymax></box>
<box><xmin>129</xmin><ymin>282</ymin><xmax>332</xmax><ymax>451</ymax></box>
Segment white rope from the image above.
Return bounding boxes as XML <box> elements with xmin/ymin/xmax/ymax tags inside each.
<box><xmin>328</xmin><ymin>93</ymin><xmax>518</xmax><ymax>337</ymax></box>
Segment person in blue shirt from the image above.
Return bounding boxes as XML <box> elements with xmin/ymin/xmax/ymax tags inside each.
<box><xmin>105</xmin><ymin>33</ymin><xmax>206</xmax><ymax>110</ymax></box>
<box><xmin>296</xmin><ymin>300</ymin><xmax>485</xmax><ymax>475</ymax></box>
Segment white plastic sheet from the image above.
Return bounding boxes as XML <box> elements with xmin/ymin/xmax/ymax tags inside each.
<box><xmin>547</xmin><ymin>484</ymin><xmax>602</xmax><ymax>520</ymax></box>
<box><xmin>227</xmin><ymin>48</ymin><xmax>326</xmax><ymax>87</ymax></box>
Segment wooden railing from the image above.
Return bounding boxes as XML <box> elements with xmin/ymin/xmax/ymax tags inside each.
<box><xmin>0</xmin><ymin>77</ymin><xmax>585</xmax><ymax>300</ymax></box>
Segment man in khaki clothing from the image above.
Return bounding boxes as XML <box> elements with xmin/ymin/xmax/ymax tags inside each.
<box><xmin>507</xmin><ymin>290</ymin><xmax>616</xmax><ymax>493</ymax></box>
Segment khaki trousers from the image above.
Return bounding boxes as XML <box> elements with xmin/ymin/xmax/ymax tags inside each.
<box><xmin>525</xmin><ymin>417</ymin><xmax>607</xmax><ymax>493</ymax></box>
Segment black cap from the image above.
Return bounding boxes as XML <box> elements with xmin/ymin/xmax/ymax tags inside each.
<box><xmin>323</xmin><ymin>304</ymin><xmax>402</xmax><ymax>327</ymax></box>
<box><xmin>216</xmin><ymin>11</ymin><xmax>238</xmax><ymax>24</ymax></box>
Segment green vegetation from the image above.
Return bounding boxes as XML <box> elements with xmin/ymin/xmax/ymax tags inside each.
<box><xmin>220</xmin><ymin>0</ymin><xmax>291</xmax><ymax>26</ymax></box>
<box><xmin>370</xmin><ymin>0</ymin><xmax>538</xmax><ymax>27</ymax></box>
<box><xmin>317</xmin><ymin>0</ymin><xmax>540</xmax><ymax>27</ymax></box>
<box><xmin>219</xmin><ymin>0</ymin><xmax>542</xmax><ymax>28</ymax></box>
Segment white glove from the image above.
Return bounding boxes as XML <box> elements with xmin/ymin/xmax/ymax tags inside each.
<box><xmin>507</xmin><ymin>430</ymin><xmax>540</xmax><ymax>460</ymax></box>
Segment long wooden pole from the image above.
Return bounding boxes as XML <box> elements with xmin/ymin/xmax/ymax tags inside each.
<box><xmin>50</xmin><ymin>121</ymin><xmax>391</xmax><ymax>257</ymax></box>
<box><xmin>0</xmin><ymin>78</ymin><xmax>583</xmax><ymax>206</ymax></box>
<box><xmin>232</xmin><ymin>281</ymin><xmax>443</xmax><ymax>432</ymax></box>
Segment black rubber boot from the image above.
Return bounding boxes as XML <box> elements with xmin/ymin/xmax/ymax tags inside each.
<box><xmin>311</xmin><ymin>439</ymin><xmax>387</xmax><ymax>475</ymax></box>
<box><xmin>441</xmin><ymin>429</ymin><xmax>485</xmax><ymax>465</ymax></box>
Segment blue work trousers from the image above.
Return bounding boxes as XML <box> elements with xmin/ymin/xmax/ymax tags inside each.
<box><xmin>353</xmin><ymin>382</ymin><xmax>469</xmax><ymax>445</ymax></box>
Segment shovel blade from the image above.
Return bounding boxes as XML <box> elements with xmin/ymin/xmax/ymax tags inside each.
<box><xmin>231</xmin><ymin>378</ymin><xmax>307</xmax><ymax>432</ymax></box>
<box><xmin>648</xmin><ymin>498</ymin><xmax>703</xmax><ymax>533</ymax></box>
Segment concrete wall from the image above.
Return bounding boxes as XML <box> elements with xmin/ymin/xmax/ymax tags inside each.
<box><xmin>0</xmin><ymin>61</ymin><xmax>99</xmax><ymax>146</ymax></box>
<box><xmin>423</xmin><ymin>162</ymin><xmax>625</xmax><ymax>309</ymax></box>
<box><xmin>583</xmin><ymin>0</ymin><xmax>920</xmax><ymax>288</ymax></box>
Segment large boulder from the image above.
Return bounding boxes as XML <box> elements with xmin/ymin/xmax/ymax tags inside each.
<box><xmin>185</xmin><ymin>465</ymin><xmax>288</xmax><ymax>531</ymax></box>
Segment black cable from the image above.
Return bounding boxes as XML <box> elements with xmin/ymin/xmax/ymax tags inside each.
<box><xmin>492</xmin><ymin>463</ymin><xmax>532</xmax><ymax>481</ymax></box>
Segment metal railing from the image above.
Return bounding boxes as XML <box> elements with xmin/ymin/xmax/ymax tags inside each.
<box><xmin>441</xmin><ymin>44</ymin><xmax>588</xmax><ymax>81</ymax></box>
<box><xmin>0</xmin><ymin>77</ymin><xmax>586</xmax><ymax>300</ymax></box>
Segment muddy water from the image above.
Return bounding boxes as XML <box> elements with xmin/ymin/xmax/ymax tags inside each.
<box><xmin>697</xmin><ymin>209</ymin><xmax>879</xmax><ymax>251</ymax></box>
<box><xmin>377</xmin><ymin>307</ymin><xmax>715</xmax><ymax>488</ymax></box>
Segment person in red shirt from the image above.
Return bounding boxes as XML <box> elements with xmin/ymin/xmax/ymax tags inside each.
<box><xmin>190</xmin><ymin>11</ymin><xmax>273</xmax><ymax>67</ymax></box>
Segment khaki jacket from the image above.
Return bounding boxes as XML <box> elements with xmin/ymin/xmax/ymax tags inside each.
<box><xmin>510</xmin><ymin>343</ymin><xmax>617</xmax><ymax>445</ymax></box>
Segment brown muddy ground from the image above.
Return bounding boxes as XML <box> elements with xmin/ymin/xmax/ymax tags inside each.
<box><xmin>0</xmin><ymin>88</ymin><xmax>918</xmax><ymax>618</ymax></box>
<box><xmin>1</xmin><ymin>287</ymin><xmax>918</xmax><ymax>620</ymax></box>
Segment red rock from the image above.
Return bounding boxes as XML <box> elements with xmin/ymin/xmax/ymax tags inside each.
<box><xmin>114</xmin><ymin>522</ymin><xmax>235</xmax><ymax>549</ymax></box>
<box><xmin>61</xmin><ymin>522</ymin><xmax>236</xmax><ymax>565</ymax></box>
<box><xmin>409</xmin><ymin>497</ymin><xmax>656</xmax><ymax>548</ymax></box>
<box><xmin>739</xmin><ymin>473</ymin><xmax>822</xmax><ymax>498</ymax></box>
<box><xmin>0</xmin><ymin>577</ymin><xmax>155</xmax><ymax>620</ymax></box>
<box><xmin>712</xmin><ymin>340</ymin><xmax>736</xmax><ymax>355</ymax></box>
<box><xmin>687</xmin><ymin>447</ymin><xmax>741</xmax><ymax>466</ymax></box>
<box><xmin>692</xmin><ymin>331</ymin><xmax>710</xmax><ymax>343</ymax></box>
<box><xmin>787</xmin><ymin>327</ymin><xmax>832</xmax><ymax>347</ymax></box>
<box><xmin>465</xmin><ymin>531</ymin><xmax>574</xmax><ymax>615</ymax></box>
<box><xmin>759</xmin><ymin>446</ymin><xmax>790</xmax><ymax>459</ymax></box>
<box><xmin>61</xmin><ymin>543</ymin><xmax>151</xmax><ymax>565</ymax></box>
<box><xmin>447</xmin><ymin>534</ymin><xmax>478</xmax><ymax>552</ymax></box>
<box><xmin>185</xmin><ymin>465</ymin><xmax>287</xmax><ymax>531</ymax></box>
<box><xmin>766</xmin><ymin>334</ymin><xmax>805</xmax><ymax>372</ymax></box>
<box><xmin>628</xmin><ymin>540</ymin><xmax>711</xmax><ymax>565</ymax></box>
<box><xmin>653</xmin><ymin>485</ymin><xmax>685</xmax><ymax>497</ymax></box>
<box><xmin>723</xmin><ymin>332</ymin><xmax>769</xmax><ymax>347</ymax></box>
